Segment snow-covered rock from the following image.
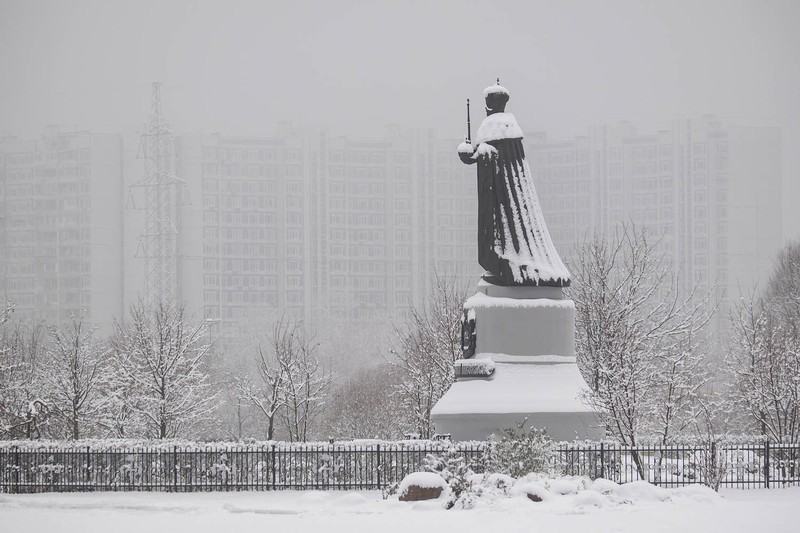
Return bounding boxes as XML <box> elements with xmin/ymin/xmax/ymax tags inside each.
<box><xmin>398</xmin><ymin>472</ymin><xmax>448</xmax><ymax>502</ymax></box>
<box><xmin>514</xmin><ymin>481</ymin><xmax>551</xmax><ymax>502</ymax></box>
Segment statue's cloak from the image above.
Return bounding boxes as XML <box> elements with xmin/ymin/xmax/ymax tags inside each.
<box><xmin>472</xmin><ymin>113</ymin><xmax>571</xmax><ymax>287</ymax></box>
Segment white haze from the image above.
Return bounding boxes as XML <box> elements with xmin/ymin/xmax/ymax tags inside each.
<box><xmin>1</xmin><ymin>0</ymin><xmax>798</xmax><ymax>235</ymax></box>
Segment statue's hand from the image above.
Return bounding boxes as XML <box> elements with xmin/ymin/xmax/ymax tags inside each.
<box><xmin>474</xmin><ymin>143</ymin><xmax>498</xmax><ymax>160</ymax></box>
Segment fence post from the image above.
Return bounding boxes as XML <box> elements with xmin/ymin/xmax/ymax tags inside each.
<box><xmin>710</xmin><ymin>441</ymin><xmax>716</xmax><ymax>489</ymax></box>
<box><xmin>376</xmin><ymin>444</ymin><xmax>381</xmax><ymax>489</ymax></box>
<box><xmin>764</xmin><ymin>440</ymin><xmax>770</xmax><ymax>489</ymax></box>
<box><xmin>86</xmin><ymin>446</ymin><xmax>91</xmax><ymax>485</ymax></box>
<box><xmin>13</xmin><ymin>447</ymin><xmax>19</xmax><ymax>495</ymax></box>
<box><xmin>173</xmin><ymin>446</ymin><xmax>178</xmax><ymax>492</ymax></box>
<box><xmin>271</xmin><ymin>444</ymin><xmax>276</xmax><ymax>490</ymax></box>
<box><xmin>599</xmin><ymin>442</ymin><xmax>605</xmax><ymax>479</ymax></box>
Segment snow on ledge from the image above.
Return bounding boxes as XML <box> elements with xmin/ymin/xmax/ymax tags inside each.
<box><xmin>464</xmin><ymin>292</ymin><xmax>575</xmax><ymax>310</ymax></box>
<box><xmin>481</xmin><ymin>354</ymin><xmax>578</xmax><ymax>365</ymax></box>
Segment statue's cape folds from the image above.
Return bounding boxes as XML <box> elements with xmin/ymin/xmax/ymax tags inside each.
<box><xmin>474</xmin><ymin>113</ymin><xmax>571</xmax><ymax>287</ymax></box>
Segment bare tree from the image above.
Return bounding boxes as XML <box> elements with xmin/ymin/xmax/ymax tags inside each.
<box><xmin>221</xmin><ymin>382</ymin><xmax>255</xmax><ymax>442</ymax></box>
<box><xmin>571</xmin><ymin>225</ymin><xmax>714</xmax><ymax>461</ymax></box>
<box><xmin>42</xmin><ymin>313</ymin><xmax>111</xmax><ymax>440</ymax></box>
<box><xmin>234</xmin><ymin>342</ymin><xmax>291</xmax><ymax>441</ymax></box>
<box><xmin>235</xmin><ymin>317</ymin><xmax>331</xmax><ymax>442</ymax></box>
<box><xmin>729</xmin><ymin>240</ymin><xmax>800</xmax><ymax>442</ymax></box>
<box><xmin>279</xmin><ymin>321</ymin><xmax>331</xmax><ymax>442</ymax></box>
<box><xmin>390</xmin><ymin>271</ymin><xmax>468</xmax><ymax>438</ymax></box>
<box><xmin>113</xmin><ymin>301</ymin><xmax>217</xmax><ymax>439</ymax></box>
<box><xmin>323</xmin><ymin>364</ymin><xmax>403</xmax><ymax>440</ymax></box>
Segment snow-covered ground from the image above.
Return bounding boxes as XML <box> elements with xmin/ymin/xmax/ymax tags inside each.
<box><xmin>1</xmin><ymin>486</ymin><xmax>798</xmax><ymax>533</ymax></box>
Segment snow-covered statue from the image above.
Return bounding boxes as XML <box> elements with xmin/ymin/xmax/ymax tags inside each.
<box><xmin>457</xmin><ymin>81</ymin><xmax>570</xmax><ymax>287</ymax></box>
<box><xmin>431</xmin><ymin>82</ymin><xmax>599</xmax><ymax>441</ymax></box>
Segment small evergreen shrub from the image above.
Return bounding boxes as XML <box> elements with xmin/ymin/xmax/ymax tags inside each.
<box><xmin>487</xmin><ymin>420</ymin><xmax>556</xmax><ymax>478</ymax></box>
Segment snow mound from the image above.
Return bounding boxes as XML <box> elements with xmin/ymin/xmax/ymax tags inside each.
<box><xmin>457</xmin><ymin>141</ymin><xmax>474</xmax><ymax>154</ymax></box>
<box><xmin>548</xmin><ymin>478</ymin><xmax>585</xmax><ymax>495</ymax></box>
<box><xmin>573</xmin><ymin>490</ymin><xmax>612</xmax><ymax>508</ymax></box>
<box><xmin>668</xmin><ymin>484</ymin><xmax>721</xmax><ymax>504</ymax></box>
<box><xmin>590</xmin><ymin>478</ymin><xmax>620</xmax><ymax>495</ymax></box>
<box><xmin>616</xmin><ymin>480</ymin><xmax>671</xmax><ymax>502</ymax></box>
<box><xmin>513</xmin><ymin>481</ymin><xmax>552</xmax><ymax>502</ymax></box>
<box><xmin>336</xmin><ymin>493</ymin><xmax>369</xmax><ymax>506</ymax></box>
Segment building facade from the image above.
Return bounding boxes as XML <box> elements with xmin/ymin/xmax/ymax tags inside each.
<box><xmin>174</xmin><ymin>126</ymin><xmax>479</xmax><ymax>340</ymax></box>
<box><xmin>1</xmin><ymin>118</ymin><xmax>782</xmax><ymax>346</ymax></box>
<box><xmin>527</xmin><ymin>116</ymin><xmax>783</xmax><ymax>336</ymax></box>
<box><xmin>0</xmin><ymin>127</ymin><xmax>123</xmax><ymax>334</ymax></box>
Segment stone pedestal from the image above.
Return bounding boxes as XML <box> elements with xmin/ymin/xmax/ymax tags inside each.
<box><xmin>431</xmin><ymin>280</ymin><xmax>601</xmax><ymax>442</ymax></box>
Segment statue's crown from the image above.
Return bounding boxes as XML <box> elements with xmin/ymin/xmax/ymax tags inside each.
<box><xmin>484</xmin><ymin>79</ymin><xmax>509</xmax><ymax>113</ymax></box>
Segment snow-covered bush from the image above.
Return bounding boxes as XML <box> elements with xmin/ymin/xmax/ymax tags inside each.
<box><xmin>422</xmin><ymin>446</ymin><xmax>477</xmax><ymax>509</ymax></box>
<box><xmin>486</xmin><ymin>421</ymin><xmax>556</xmax><ymax>478</ymax></box>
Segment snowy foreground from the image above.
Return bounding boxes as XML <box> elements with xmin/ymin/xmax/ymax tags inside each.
<box><xmin>1</xmin><ymin>483</ymin><xmax>799</xmax><ymax>533</ymax></box>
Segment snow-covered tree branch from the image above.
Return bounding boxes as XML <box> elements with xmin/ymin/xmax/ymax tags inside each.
<box><xmin>390</xmin><ymin>271</ymin><xmax>468</xmax><ymax>438</ymax></box>
<box><xmin>0</xmin><ymin>319</ymin><xmax>48</xmax><ymax>439</ymax></box>
<box><xmin>42</xmin><ymin>313</ymin><xmax>112</xmax><ymax>439</ymax></box>
<box><xmin>571</xmin><ymin>224</ymin><xmax>716</xmax><ymax>456</ymax></box>
<box><xmin>729</xmin><ymin>240</ymin><xmax>800</xmax><ymax>443</ymax></box>
<box><xmin>112</xmin><ymin>301</ymin><xmax>218</xmax><ymax>439</ymax></box>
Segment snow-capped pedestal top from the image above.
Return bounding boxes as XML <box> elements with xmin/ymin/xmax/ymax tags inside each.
<box><xmin>431</xmin><ymin>360</ymin><xmax>590</xmax><ymax>415</ymax></box>
<box><xmin>483</xmin><ymin>83</ymin><xmax>510</xmax><ymax>98</ymax></box>
<box><xmin>475</xmin><ymin>113</ymin><xmax>523</xmax><ymax>144</ymax></box>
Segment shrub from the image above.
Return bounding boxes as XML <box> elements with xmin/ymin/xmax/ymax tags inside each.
<box><xmin>487</xmin><ymin>420</ymin><xmax>556</xmax><ymax>478</ymax></box>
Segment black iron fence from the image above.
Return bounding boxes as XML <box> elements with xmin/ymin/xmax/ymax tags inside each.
<box><xmin>0</xmin><ymin>443</ymin><xmax>485</xmax><ymax>494</ymax></box>
<box><xmin>1</xmin><ymin>441</ymin><xmax>798</xmax><ymax>493</ymax></box>
<box><xmin>559</xmin><ymin>442</ymin><xmax>800</xmax><ymax>489</ymax></box>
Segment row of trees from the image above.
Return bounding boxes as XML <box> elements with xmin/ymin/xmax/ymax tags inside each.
<box><xmin>377</xmin><ymin>227</ymin><xmax>800</xmax><ymax>445</ymax></box>
<box><xmin>223</xmin><ymin>274</ymin><xmax>466</xmax><ymax>442</ymax></box>
<box><xmin>0</xmin><ymin>274</ymin><xmax>463</xmax><ymax>442</ymax></box>
<box><xmin>2</xmin><ymin>229</ymin><xmax>798</xmax><ymax>443</ymax></box>
<box><xmin>0</xmin><ymin>302</ymin><xmax>216</xmax><ymax>440</ymax></box>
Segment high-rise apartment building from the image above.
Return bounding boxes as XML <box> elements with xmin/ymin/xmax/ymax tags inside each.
<box><xmin>0</xmin><ymin>127</ymin><xmax>123</xmax><ymax>334</ymax></box>
<box><xmin>174</xmin><ymin>126</ymin><xmax>478</xmax><ymax>340</ymax></box>
<box><xmin>1</xmin><ymin>118</ymin><xmax>782</xmax><ymax>348</ymax></box>
<box><xmin>526</xmin><ymin>116</ymin><xmax>783</xmax><ymax>336</ymax></box>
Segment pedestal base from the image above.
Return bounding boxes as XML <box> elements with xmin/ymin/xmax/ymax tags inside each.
<box><xmin>431</xmin><ymin>358</ymin><xmax>602</xmax><ymax>441</ymax></box>
<box><xmin>432</xmin><ymin>281</ymin><xmax>601</xmax><ymax>442</ymax></box>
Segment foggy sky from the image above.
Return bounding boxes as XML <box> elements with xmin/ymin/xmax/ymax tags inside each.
<box><xmin>1</xmin><ymin>0</ymin><xmax>798</xmax><ymax>236</ymax></box>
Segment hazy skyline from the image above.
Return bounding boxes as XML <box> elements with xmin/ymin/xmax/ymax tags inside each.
<box><xmin>2</xmin><ymin>0</ymin><xmax>798</xmax><ymax>236</ymax></box>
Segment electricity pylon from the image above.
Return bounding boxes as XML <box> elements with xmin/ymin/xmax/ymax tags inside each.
<box><xmin>132</xmin><ymin>82</ymin><xmax>182</xmax><ymax>313</ymax></box>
